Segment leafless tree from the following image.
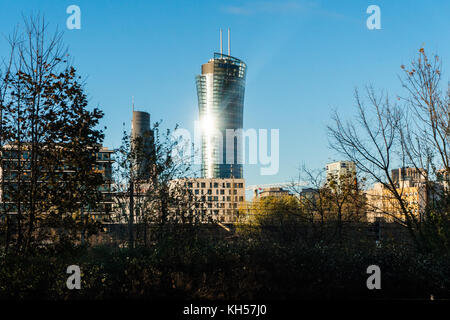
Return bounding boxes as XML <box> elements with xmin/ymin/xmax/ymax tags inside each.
<box><xmin>112</xmin><ymin>122</ymin><xmax>202</xmax><ymax>248</ymax></box>
<box><xmin>328</xmin><ymin>48</ymin><xmax>450</xmax><ymax>252</ymax></box>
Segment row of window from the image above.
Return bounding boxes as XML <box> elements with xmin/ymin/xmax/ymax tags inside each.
<box><xmin>96</xmin><ymin>152</ymin><xmax>112</xmax><ymax>161</ymax></box>
<box><xmin>3</xmin><ymin>161</ymin><xmax>111</xmax><ymax>174</ymax></box>
<box><xmin>189</xmin><ymin>208</ymin><xmax>236</xmax><ymax>214</ymax></box>
<box><xmin>194</xmin><ymin>189</ymin><xmax>240</xmax><ymax>196</ymax></box>
<box><xmin>201</xmin><ymin>195</ymin><xmax>244</xmax><ymax>202</ymax></box>
<box><xmin>0</xmin><ymin>202</ymin><xmax>112</xmax><ymax>213</ymax></box>
<box><xmin>2</xmin><ymin>151</ymin><xmax>112</xmax><ymax>162</ymax></box>
<box><xmin>186</xmin><ymin>181</ymin><xmax>244</xmax><ymax>189</ymax></box>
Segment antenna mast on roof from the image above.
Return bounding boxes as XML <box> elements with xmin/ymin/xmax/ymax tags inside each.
<box><xmin>228</xmin><ymin>28</ymin><xmax>230</xmax><ymax>56</ymax></box>
<box><xmin>132</xmin><ymin>96</ymin><xmax>135</xmax><ymax>112</ymax></box>
<box><xmin>220</xmin><ymin>28</ymin><xmax>223</xmax><ymax>57</ymax></box>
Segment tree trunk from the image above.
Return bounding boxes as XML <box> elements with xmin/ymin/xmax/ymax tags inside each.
<box><xmin>128</xmin><ymin>180</ymin><xmax>134</xmax><ymax>249</ymax></box>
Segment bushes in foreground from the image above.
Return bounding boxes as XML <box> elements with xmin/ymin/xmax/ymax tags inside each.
<box><xmin>0</xmin><ymin>234</ymin><xmax>449</xmax><ymax>300</ymax></box>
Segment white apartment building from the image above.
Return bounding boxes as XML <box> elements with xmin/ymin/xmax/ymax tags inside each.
<box><xmin>326</xmin><ymin>161</ymin><xmax>356</xmax><ymax>185</ymax></box>
<box><xmin>177</xmin><ymin>178</ymin><xmax>246</xmax><ymax>223</ymax></box>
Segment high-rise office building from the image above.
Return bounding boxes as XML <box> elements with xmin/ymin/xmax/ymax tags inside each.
<box><xmin>196</xmin><ymin>29</ymin><xmax>247</xmax><ymax>179</ymax></box>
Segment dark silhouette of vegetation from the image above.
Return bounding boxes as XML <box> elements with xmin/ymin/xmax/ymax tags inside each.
<box><xmin>0</xmin><ymin>16</ymin><xmax>105</xmax><ymax>254</ymax></box>
<box><xmin>0</xmin><ymin>235</ymin><xmax>449</xmax><ymax>300</ymax></box>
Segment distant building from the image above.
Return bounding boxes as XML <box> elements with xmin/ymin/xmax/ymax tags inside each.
<box><xmin>0</xmin><ymin>144</ymin><xmax>114</xmax><ymax>221</ymax></box>
<box><xmin>365</xmin><ymin>167</ymin><xmax>428</xmax><ymax>223</ymax></box>
<box><xmin>365</xmin><ymin>182</ymin><xmax>427</xmax><ymax>223</ymax></box>
<box><xmin>326</xmin><ymin>161</ymin><xmax>356</xmax><ymax>187</ymax></box>
<box><xmin>391</xmin><ymin>167</ymin><xmax>427</xmax><ymax>187</ymax></box>
<box><xmin>436</xmin><ymin>168</ymin><xmax>450</xmax><ymax>190</ymax></box>
<box><xmin>258</xmin><ymin>187</ymin><xmax>291</xmax><ymax>198</ymax></box>
<box><xmin>94</xmin><ymin>147</ymin><xmax>115</xmax><ymax>220</ymax></box>
<box><xmin>176</xmin><ymin>177</ymin><xmax>245</xmax><ymax>223</ymax></box>
<box><xmin>299</xmin><ymin>187</ymin><xmax>318</xmax><ymax>199</ymax></box>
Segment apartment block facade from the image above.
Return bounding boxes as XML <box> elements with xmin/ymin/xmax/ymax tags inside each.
<box><xmin>0</xmin><ymin>144</ymin><xmax>114</xmax><ymax>221</ymax></box>
<box><xmin>179</xmin><ymin>177</ymin><xmax>246</xmax><ymax>223</ymax></box>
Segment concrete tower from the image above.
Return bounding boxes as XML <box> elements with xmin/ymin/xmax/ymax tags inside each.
<box><xmin>131</xmin><ymin>110</ymin><xmax>154</xmax><ymax>179</ymax></box>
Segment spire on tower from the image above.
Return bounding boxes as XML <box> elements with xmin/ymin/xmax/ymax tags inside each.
<box><xmin>228</xmin><ymin>28</ymin><xmax>230</xmax><ymax>56</ymax></box>
<box><xmin>220</xmin><ymin>28</ymin><xmax>223</xmax><ymax>57</ymax></box>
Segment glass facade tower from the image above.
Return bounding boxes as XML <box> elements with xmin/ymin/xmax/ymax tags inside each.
<box><xmin>196</xmin><ymin>53</ymin><xmax>247</xmax><ymax>179</ymax></box>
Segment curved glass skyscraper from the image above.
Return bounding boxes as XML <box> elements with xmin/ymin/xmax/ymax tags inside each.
<box><xmin>196</xmin><ymin>53</ymin><xmax>247</xmax><ymax>178</ymax></box>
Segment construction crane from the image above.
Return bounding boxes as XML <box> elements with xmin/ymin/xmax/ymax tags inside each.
<box><xmin>246</xmin><ymin>181</ymin><xmax>309</xmax><ymax>191</ymax></box>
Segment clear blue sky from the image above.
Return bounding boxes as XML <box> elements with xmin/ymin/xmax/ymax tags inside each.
<box><xmin>1</xmin><ymin>0</ymin><xmax>449</xmax><ymax>187</ymax></box>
